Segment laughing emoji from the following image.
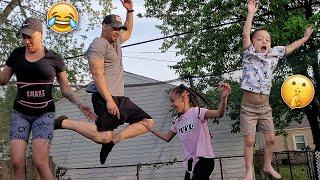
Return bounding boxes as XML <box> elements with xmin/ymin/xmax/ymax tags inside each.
<box><xmin>47</xmin><ymin>2</ymin><xmax>79</xmax><ymax>33</ymax></box>
<box><xmin>281</xmin><ymin>75</ymin><xmax>315</xmax><ymax>109</ymax></box>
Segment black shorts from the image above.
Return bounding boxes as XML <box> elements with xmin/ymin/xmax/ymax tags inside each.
<box><xmin>92</xmin><ymin>93</ymin><xmax>152</xmax><ymax>131</ymax></box>
<box><xmin>184</xmin><ymin>157</ymin><xmax>215</xmax><ymax>180</ymax></box>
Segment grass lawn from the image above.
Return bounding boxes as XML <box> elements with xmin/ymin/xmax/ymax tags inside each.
<box><xmin>255</xmin><ymin>164</ymin><xmax>310</xmax><ymax>180</ymax></box>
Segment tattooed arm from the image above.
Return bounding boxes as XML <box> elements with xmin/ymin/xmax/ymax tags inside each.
<box><xmin>56</xmin><ymin>71</ymin><xmax>97</xmax><ymax>120</ymax></box>
<box><xmin>57</xmin><ymin>71</ymin><xmax>81</xmax><ymax>106</ymax></box>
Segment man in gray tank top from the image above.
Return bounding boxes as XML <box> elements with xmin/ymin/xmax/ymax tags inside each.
<box><xmin>54</xmin><ymin>0</ymin><xmax>155</xmax><ymax>164</ymax></box>
<box><xmin>85</xmin><ymin>15</ymin><xmax>125</xmax><ymax>96</ymax></box>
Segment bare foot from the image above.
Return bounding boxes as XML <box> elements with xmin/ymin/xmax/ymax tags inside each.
<box><xmin>263</xmin><ymin>166</ymin><xmax>282</xmax><ymax>179</ymax></box>
<box><xmin>244</xmin><ymin>169</ymin><xmax>254</xmax><ymax>180</ymax></box>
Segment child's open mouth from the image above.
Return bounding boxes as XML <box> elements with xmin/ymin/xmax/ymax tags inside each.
<box><xmin>261</xmin><ymin>46</ymin><xmax>267</xmax><ymax>52</ymax></box>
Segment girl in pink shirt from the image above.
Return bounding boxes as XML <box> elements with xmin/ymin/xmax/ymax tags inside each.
<box><xmin>143</xmin><ymin>83</ymin><xmax>231</xmax><ymax>180</ymax></box>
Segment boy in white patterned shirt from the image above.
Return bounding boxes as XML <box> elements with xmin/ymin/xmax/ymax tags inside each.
<box><xmin>241</xmin><ymin>0</ymin><xmax>313</xmax><ymax>179</ymax></box>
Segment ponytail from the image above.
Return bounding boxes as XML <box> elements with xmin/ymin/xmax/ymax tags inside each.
<box><xmin>172</xmin><ymin>84</ymin><xmax>210</xmax><ymax>120</ymax></box>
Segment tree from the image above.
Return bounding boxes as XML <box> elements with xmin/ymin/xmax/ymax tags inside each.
<box><xmin>144</xmin><ymin>0</ymin><xmax>320</xmax><ymax>177</ymax></box>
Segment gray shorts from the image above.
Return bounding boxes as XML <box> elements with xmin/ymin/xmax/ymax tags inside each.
<box><xmin>9</xmin><ymin>110</ymin><xmax>55</xmax><ymax>142</ymax></box>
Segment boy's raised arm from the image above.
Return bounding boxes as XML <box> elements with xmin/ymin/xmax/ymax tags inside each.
<box><xmin>285</xmin><ymin>27</ymin><xmax>313</xmax><ymax>55</ymax></box>
<box><xmin>243</xmin><ymin>0</ymin><xmax>259</xmax><ymax>49</ymax></box>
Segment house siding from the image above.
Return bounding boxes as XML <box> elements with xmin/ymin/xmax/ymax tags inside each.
<box><xmin>51</xmin><ymin>72</ymin><xmax>245</xmax><ymax>179</ymax></box>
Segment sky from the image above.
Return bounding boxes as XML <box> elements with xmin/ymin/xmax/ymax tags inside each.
<box><xmin>84</xmin><ymin>0</ymin><xmax>182</xmax><ymax>82</ymax></box>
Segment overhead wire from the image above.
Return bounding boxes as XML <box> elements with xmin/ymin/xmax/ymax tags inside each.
<box><xmin>123</xmin><ymin>56</ymin><xmax>178</xmax><ymax>63</ymax></box>
<box><xmin>0</xmin><ymin>1</ymin><xmax>319</xmax><ymax>88</ymax></box>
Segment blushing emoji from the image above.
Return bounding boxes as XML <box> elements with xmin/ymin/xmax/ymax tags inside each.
<box><xmin>281</xmin><ymin>75</ymin><xmax>315</xmax><ymax>109</ymax></box>
<box><xmin>47</xmin><ymin>2</ymin><xmax>79</xmax><ymax>33</ymax></box>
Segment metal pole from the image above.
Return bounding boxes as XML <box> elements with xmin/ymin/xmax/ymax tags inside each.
<box><xmin>316</xmin><ymin>151</ymin><xmax>320</xmax><ymax>180</ymax></box>
<box><xmin>275</xmin><ymin>152</ymin><xmax>280</xmax><ymax>173</ymax></box>
<box><xmin>219</xmin><ymin>157</ymin><xmax>223</xmax><ymax>180</ymax></box>
<box><xmin>287</xmin><ymin>151</ymin><xmax>294</xmax><ymax>180</ymax></box>
<box><xmin>136</xmin><ymin>163</ymin><xmax>141</xmax><ymax>180</ymax></box>
<box><xmin>305</xmin><ymin>150</ymin><xmax>313</xmax><ymax>180</ymax></box>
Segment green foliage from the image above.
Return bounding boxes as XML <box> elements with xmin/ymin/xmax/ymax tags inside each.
<box><xmin>0</xmin><ymin>86</ymin><xmax>17</xmax><ymax>142</ymax></box>
<box><xmin>144</xmin><ymin>0</ymin><xmax>320</xmax><ymax>133</ymax></box>
<box><xmin>53</xmin><ymin>87</ymin><xmax>64</xmax><ymax>102</ymax></box>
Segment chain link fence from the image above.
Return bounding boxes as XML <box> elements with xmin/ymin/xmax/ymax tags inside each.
<box><xmin>55</xmin><ymin>151</ymin><xmax>317</xmax><ymax>180</ymax></box>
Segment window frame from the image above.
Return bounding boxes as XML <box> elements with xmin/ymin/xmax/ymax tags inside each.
<box><xmin>293</xmin><ymin>134</ymin><xmax>307</xmax><ymax>151</ymax></box>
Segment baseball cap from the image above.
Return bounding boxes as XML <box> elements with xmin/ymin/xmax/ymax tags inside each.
<box><xmin>17</xmin><ymin>17</ymin><xmax>43</xmax><ymax>36</ymax></box>
<box><xmin>102</xmin><ymin>14</ymin><xmax>127</xmax><ymax>31</ymax></box>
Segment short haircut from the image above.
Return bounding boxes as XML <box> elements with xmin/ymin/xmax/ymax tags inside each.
<box><xmin>250</xmin><ymin>28</ymin><xmax>269</xmax><ymax>41</ymax></box>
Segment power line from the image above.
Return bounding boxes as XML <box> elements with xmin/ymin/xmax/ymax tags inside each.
<box><xmin>1</xmin><ymin>77</ymin><xmax>182</xmax><ymax>88</ymax></box>
<box><xmin>125</xmin><ymin>78</ymin><xmax>181</xmax><ymax>87</ymax></box>
<box><xmin>1</xmin><ymin>3</ymin><xmax>319</xmax><ymax>86</ymax></box>
<box><xmin>2</xmin><ymin>0</ymin><xmax>319</xmax><ymax>62</ymax></box>
<box><xmin>123</xmin><ymin>56</ymin><xmax>178</xmax><ymax>63</ymax></box>
<box><xmin>1</xmin><ymin>0</ymin><xmax>243</xmax><ymax>61</ymax></box>
<box><xmin>124</xmin><ymin>50</ymin><xmax>177</xmax><ymax>54</ymax></box>
<box><xmin>60</xmin><ymin>19</ymin><xmax>245</xmax><ymax>60</ymax></box>
<box><xmin>1</xmin><ymin>48</ymin><xmax>318</xmax><ymax>88</ymax></box>
<box><xmin>0</xmin><ymin>66</ymin><xmax>260</xmax><ymax>89</ymax></box>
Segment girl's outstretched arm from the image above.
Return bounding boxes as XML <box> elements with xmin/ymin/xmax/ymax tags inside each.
<box><xmin>142</xmin><ymin>119</ymin><xmax>176</xmax><ymax>142</ymax></box>
<box><xmin>205</xmin><ymin>83</ymin><xmax>231</xmax><ymax>119</ymax></box>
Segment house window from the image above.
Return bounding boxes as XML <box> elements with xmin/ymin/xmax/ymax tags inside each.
<box><xmin>293</xmin><ymin>135</ymin><xmax>307</xmax><ymax>150</ymax></box>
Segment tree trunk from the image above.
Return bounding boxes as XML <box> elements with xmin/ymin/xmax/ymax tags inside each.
<box><xmin>0</xmin><ymin>0</ymin><xmax>20</xmax><ymax>25</ymax></box>
<box><xmin>303</xmin><ymin>1</ymin><xmax>320</xmax><ymax>179</ymax></box>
